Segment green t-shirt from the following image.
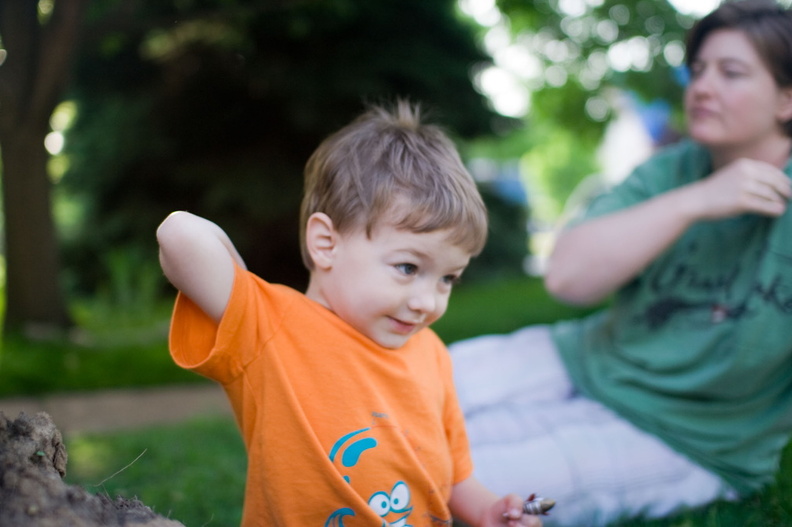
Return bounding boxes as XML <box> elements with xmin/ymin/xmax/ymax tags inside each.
<box><xmin>552</xmin><ymin>140</ymin><xmax>792</xmax><ymax>494</ymax></box>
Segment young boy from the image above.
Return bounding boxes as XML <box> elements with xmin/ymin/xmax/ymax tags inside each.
<box><xmin>157</xmin><ymin>101</ymin><xmax>543</xmax><ymax>527</ymax></box>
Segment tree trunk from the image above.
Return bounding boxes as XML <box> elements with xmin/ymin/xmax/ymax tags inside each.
<box><xmin>0</xmin><ymin>0</ymin><xmax>88</xmax><ymax>335</ymax></box>
<box><xmin>0</xmin><ymin>128</ymin><xmax>71</xmax><ymax>333</ymax></box>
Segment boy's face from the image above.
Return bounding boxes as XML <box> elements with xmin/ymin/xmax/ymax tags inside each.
<box><xmin>307</xmin><ymin>222</ymin><xmax>471</xmax><ymax>349</ymax></box>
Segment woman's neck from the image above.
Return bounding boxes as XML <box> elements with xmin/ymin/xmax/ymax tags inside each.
<box><xmin>710</xmin><ymin>135</ymin><xmax>792</xmax><ymax>170</ymax></box>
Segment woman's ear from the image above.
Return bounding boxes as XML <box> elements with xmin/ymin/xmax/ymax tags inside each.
<box><xmin>305</xmin><ymin>212</ymin><xmax>336</xmax><ymax>270</ymax></box>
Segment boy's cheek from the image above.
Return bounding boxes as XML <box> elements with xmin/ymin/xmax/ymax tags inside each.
<box><xmin>432</xmin><ymin>300</ymin><xmax>451</xmax><ymax>322</ymax></box>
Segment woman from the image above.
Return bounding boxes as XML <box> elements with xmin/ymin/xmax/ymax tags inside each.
<box><xmin>450</xmin><ymin>1</ymin><xmax>792</xmax><ymax>525</ymax></box>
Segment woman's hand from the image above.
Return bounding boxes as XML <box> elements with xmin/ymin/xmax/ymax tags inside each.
<box><xmin>688</xmin><ymin>158</ymin><xmax>791</xmax><ymax>219</ymax></box>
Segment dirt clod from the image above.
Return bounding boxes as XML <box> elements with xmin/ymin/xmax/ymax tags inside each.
<box><xmin>0</xmin><ymin>411</ymin><xmax>185</xmax><ymax>527</ymax></box>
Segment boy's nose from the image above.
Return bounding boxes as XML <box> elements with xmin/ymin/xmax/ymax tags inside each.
<box><xmin>408</xmin><ymin>287</ymin><xmax>438</xmax><ymax>314</ymax></box>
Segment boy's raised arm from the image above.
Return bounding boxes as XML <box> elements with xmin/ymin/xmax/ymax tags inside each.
<box><xmin>157</xmin><ymin>211</ymin><xmax>246</xmax><ymax>322</ymax></box>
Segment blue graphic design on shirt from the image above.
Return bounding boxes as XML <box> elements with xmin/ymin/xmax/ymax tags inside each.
<box><xmin>326</xmin><ymin>427</ymin><xmax>414</xmax><ymax>527</ymax></box>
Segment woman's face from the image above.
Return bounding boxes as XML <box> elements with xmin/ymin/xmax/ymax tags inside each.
<box><xmin>684</xmin><ymin>28</ymin><xmax>792</xmax><ymax>153</ymax></box>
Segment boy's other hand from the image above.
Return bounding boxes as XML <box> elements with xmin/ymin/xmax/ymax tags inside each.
<box><xmin>492</xmin><ymin>493</ymin><xmax>543</xmax><ymax>527</ymax></box>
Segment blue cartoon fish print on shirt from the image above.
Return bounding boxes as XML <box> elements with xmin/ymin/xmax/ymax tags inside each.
<box><xmin>325</xmin><ymin>427</ymin><xmax>414</xmax><ymax>527</ymax></box>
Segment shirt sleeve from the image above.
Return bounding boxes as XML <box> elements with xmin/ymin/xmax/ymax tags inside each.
<box><xmin>168</xmin><ymin>262</ymin><xmax>284</xmax><ymax>385</ymax></box>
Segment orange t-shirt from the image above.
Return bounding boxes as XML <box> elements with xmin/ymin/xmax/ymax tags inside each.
<box><xmin>169</xmin><ymin>265</ymin><xmax>473</xmax><ymax>526</ymax></box>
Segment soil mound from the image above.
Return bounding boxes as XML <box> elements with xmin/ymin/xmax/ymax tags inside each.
<box><xmin>0</xmin><ymin>411</ymin><xmax>185</xmax><ymax>527</ymax></box>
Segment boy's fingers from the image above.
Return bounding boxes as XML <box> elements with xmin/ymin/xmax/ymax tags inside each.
<box><xmin>501</xmin><ymin>493</ymin><xmax>525</xmax><ymax>517</ymax></box>
<box><xmin>504</xmin><ymin>507</ymin><xmax>521</xmax><ymax>519</ymax></box>
<box><xmin>510</xmin><ymin>516</ymin><xmax>542</xmax><ymax>527</ymax></box>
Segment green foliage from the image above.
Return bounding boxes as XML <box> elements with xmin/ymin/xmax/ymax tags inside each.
<box><xmin>61</xmin><ymin>0</ymin><xmax>499</xmax><ymax>295</ymax></box>
<box><xmin>0</xmin><ymin>243</ymin><xmax>188</xmax><ymax>395</ymax></box>
<box><xmin>479</xmin><ymin>0</ymin><xmax>695</xmax><ymax>219</ymax></box>
<box><xmin>463</xmin><ymin>186</ymin><xmax>531</xmax><ymax>283</ymax></box>
<box><xmin>70</xmin><ymin>246</ymin><xmax>168</xmax><ymax>340</ymax></box>
<box><xmin>0</xmin><ymin>255</ymin><xmax>5</xmax><ymax>327</ymax></box>
<box><xmin>521</xmin><ymin>116</ymin><xmax>601</xmax><ymax>220</ymax></box>
<box><xmin>0</xmin><ymin>333</ymin><xmax>200</xmax><ymax>398</ymax></box>
<box><xmin>497</xmin><ymin>0</ymin><xmax>692</xmax><ymax>103</ymax></box>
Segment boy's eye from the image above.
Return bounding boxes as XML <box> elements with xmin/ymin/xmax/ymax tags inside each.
<box><xmin>442</xmin><ymin>274</ymin><xmax>461</xmax><ymax>286</ymax></box>
<box><xmin>395</xmin><ymin>263</ymin><xmax>418</xmax><ymax>275</ymax></box>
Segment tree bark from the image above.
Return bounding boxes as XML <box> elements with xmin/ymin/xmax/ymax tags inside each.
<box><xmin>0</xmin><ymin>127</ymin><xmax>70</xmax><ymax>333</ymax></box>
<box><xmin>0</xmin><ymin>0</ymin><xmax>88</xmax><ymax>334</ymax></box>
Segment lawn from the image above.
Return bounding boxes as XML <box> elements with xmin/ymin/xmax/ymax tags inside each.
<box><xmin>63</xmin><ymin>416</ymin><xmax>792</xmax><ymax>527</ymax></box>
<box><xmin>3</xmin><ymin>275</ymin><xmax>792</xmax><ymax>526</ymax></box>
<box><xmin>65</xmin><ymin>416</ymin><xmax>246</xmax><ymax>527</ymax></box>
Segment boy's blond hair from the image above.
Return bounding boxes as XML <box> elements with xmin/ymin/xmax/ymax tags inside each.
<box><xmin>299</xmin><ymin>100</ymin><xmax>488</xmax><ymax>270</ymax></box>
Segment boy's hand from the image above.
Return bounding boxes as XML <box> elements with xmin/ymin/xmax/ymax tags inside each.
<box><xmin>489</xmin><ymin>493</ymin><xmax>543</xmax><ymax>527</ymax></box>
<box><xmin>449</xmin><ymin>477</ymin><xmax>545</xmax><ymax>527</ymax></box>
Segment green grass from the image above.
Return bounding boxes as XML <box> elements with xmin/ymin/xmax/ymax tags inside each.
<box><xmin>5</xmin><ymin>275</ymin><xmax>792</xmax><ymax>526</ymax></box>
<box><xmin>433</xmin><ymin>275</ymin><xmax>598</xmax><ymax>344</ymax></box>
<box><xmin>65</xmin><ymin>416</ymin><xmax>246</xmax><ymax>527</ymax></box>
<box><xmin>63</xmin><ymin>417</ymin><xmax>792</xmax><ymax>527</ymax></box>
<box><xmin>614</xmin><ymin>443</ymin><xmax>792</xmax><ymax>527</ymax></box>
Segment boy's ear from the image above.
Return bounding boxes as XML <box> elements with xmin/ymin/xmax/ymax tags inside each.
<box><xmin>305</xmin><ymin>212</ymin><xmax>337</xmax><ymax>270</ymax></box>
<box><xmin>778</xmin><ymin>86</ymin><xmax>792</xmax><ymax>122</ymax></box>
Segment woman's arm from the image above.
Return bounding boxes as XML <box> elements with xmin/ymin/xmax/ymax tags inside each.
<box><xmin>544</xmin><ymin>158</ymin><xmax>791</xmax><ymax>305</ymax></box>
<box><xmin>157</xmin><ymin>211</ymin><xmax>247</xmax><ymax>322</ymax></box>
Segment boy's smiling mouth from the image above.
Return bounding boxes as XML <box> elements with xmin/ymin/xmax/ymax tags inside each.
<box><xmin>388</xmin><ymin>317</ymin><xmax>421</xmax><ymax>334</ymax></box>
